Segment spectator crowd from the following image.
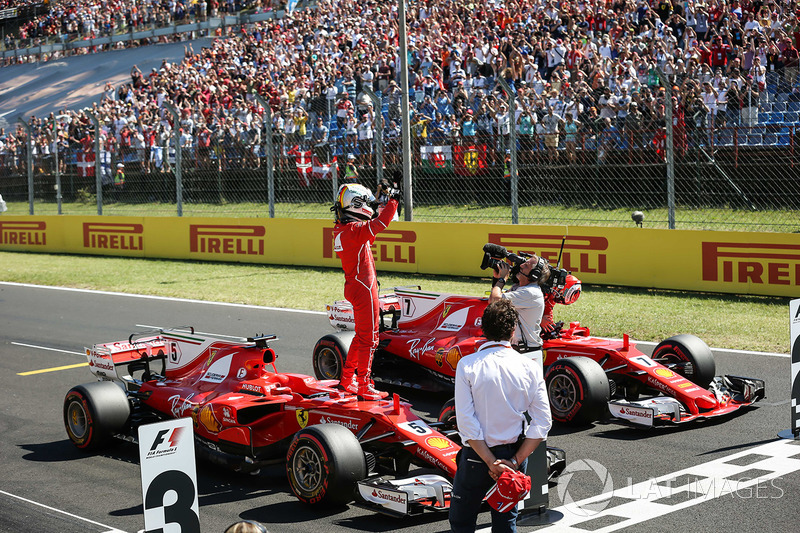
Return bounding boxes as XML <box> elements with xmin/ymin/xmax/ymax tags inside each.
<box><xmin>2</xmin><ymin>0</ymin><xmax>800</xmax><ymax>176</ymax></box>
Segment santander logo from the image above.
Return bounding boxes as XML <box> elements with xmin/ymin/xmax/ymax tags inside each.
<box><xmin>372</xmin><ymin>489</ymin><xmax>405</xmax><ymax>503</ymax></box>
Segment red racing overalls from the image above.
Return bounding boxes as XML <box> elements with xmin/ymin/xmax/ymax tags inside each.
<box><xmin>333</xmin><ymin>198</ymin><xmax>399</xmax><ymax>387</ymax></box>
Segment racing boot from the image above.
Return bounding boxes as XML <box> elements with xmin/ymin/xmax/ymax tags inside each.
<box><xmin>337</xmin><ymin>372</ymin><xmax>358</xmax><ymax>395</ymax></box>
<box><xmin>357</xmin><ymin>378</ymin><xmax>388</xmax><ymax>401</ymax></box>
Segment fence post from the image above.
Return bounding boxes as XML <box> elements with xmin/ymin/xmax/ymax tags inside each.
<box><xmin>17</xmin><ymin>117</ymin><xmax>34</xmax><ymax>215</ymax></box>
<box><xmin>496</xmin><ymin>78</ymin><xmax>518</xmax><ymax>224</ymax></box>
<box><xmin>398</xmin><ymin>0</ymin><xmax>413</xmax><ymax>220</ymax></box>
<box><xmin>86</xmin><ymin>111</ymin><xmax>103</xmax><ymax>215</ymax></box>
<box><xmin>363</xmin><ymin>86</ymin><xmax>384</xmax><ymax>186</ymax></box>
<box><xmin>253</xmin><ymin>92</ymin><xmax>275</xmax><ymax>218</ymax></box>
<box><xmin>164</xmin><ymin>103</ymin><xmax>183</xmax><ymax>216</ymax></box>
<box><xmin>659</xmin><ymin>68</ymin><xmax>676</xmax><ymax>229</ymax></box>
<box><xmin>53</xmin><ymin>115</ymin><xmax>62</xmax><ymax>215</ymax></box>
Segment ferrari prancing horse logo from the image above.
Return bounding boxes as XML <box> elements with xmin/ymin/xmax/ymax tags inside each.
<box><xmin>296</xmin><ymin>409</ymin><xmax>309</xmax><ymax>429</ymax></box>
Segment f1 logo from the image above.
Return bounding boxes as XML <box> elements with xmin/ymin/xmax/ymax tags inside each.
<box><xmin>150</xmin><ymin>427</ymin><xmax>184</xmax><ymax>452</ymax></box>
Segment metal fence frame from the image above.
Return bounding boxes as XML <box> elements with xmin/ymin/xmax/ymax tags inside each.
<box><xmin>4</xmin><ymin>96</ymin><xmax>800</xmax><ymax>233</ymax></box>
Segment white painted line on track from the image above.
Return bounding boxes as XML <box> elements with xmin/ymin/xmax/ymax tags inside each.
<box><xmin>10</xmin><ymin>342</ymin><xmax>83</xmax><ymax>356</ymax></box>
<box><xmin>0</xmin><ymin>489</ymin><xmax>127</xmax><ymax>532</ymax></box>
<box><xmin>0</xmin><ymin>281</ymin><xmax>327</xmax><ymax>315</ymax></box>
<box><xmin>523</xmin><ymin>439</ymin><xmax>800</xmax><ymax>533</ymax></box>
<box><xmin>621</xmin><ymin>338</ymin><xmax>790</xmax><ymax>358</ymax></box>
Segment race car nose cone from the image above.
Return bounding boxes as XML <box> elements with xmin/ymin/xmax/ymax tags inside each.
<box><xmin>695</xmin><ymin>393</ymin><xmax>717</xmax><ymax>410</ymax></box>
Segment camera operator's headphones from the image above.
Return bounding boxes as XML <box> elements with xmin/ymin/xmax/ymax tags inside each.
<box><xmin>525</xmin><ymin>256</ymin><xmax>549</xmax><ymax>282</ymax></box>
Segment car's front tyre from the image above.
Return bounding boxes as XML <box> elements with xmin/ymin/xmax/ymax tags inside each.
<box><xmin>545</xmin><ymin>357</ymin><xmax>610</xmax><ymax>425</ymax></box>
<box><xmin>652</xmin><ymin>334</ymin><xmax>716</xmax><ymax>388</ymax></box>
<box><xmin>286</xmin><ymin>423</ymin><xmax>366</xmax><ymax>506</ymax></box>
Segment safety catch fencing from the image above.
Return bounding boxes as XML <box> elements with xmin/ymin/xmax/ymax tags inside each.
<box><xmin>2</xmin><ymin>113</ymin><xmax>799</xmax><ymax>233</ymax></box>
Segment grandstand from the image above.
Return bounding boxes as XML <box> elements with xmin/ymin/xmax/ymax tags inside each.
<box><xmin>0</xmin><ymin>0</ymin><xmax>798</xmax><ymax>230</ymax></box>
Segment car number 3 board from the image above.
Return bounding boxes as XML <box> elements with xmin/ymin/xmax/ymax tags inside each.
<box><xmin>138</xmin><ymin>417</ymin><xmax>200</xmax><ymax>533</ymax></box>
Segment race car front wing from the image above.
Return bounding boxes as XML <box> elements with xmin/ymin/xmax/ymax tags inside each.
<box><xmin>355</xmin><ymin>474</ymin><xmax>452</xmax><ymax>517</ymax></box>
<box><xmin>608</xmin><ymin>374</ymin><xmax>765</xmax><ymax>427</ymax></box>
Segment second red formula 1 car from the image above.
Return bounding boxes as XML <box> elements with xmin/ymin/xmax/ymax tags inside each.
<box><xmin>314</xmin><ymin>288</ymin><xmax>765</xmax><ymax>427</ymax></box>
<box><xmin>64</xmin><ymin>328</ymin><xmax>474</xmax><ymax>516</ymax></box>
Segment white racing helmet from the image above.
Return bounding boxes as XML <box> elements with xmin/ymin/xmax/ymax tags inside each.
<box><xmin>333</xmin><ymin>183</ymin><xmax>376</xmax><ymax>222</ymax></box>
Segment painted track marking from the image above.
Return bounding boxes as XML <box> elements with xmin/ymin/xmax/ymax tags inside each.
<box><xmin>10</xmin><ymin>342</ymin><xmax>87</xmax><ymax>375</ymax></box>
<box><xmin>530</xmin><ymin>439</ymin><xmax>800</xmax><ymax>532</ymax></box>
<box><xmin>0</xmin><ymin>281</ymin><xmax>326</xmax><ymax>315</ymax></box>
<box><xmin>0</xmin><ymin>489</ymin><xmax>127</xmax><ymax>532</ymax></box>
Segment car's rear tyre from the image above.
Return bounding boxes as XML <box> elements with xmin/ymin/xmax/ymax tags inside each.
<box><xmin>652</xmin><ymin>334</ymin><xmax>715</xmax><ymax>388</ymax></box>
<box><xmin>312</xmin><ymin>332</ymin><xmax>354</xmax><ymax>381</ymax></box>
<box><xmin>545</xmin><ymin>356</ymin><xmax>609</xmax><ymax>425</ymax></box>
<box><xmin>63</xmin><ymin>381</ymin><xmax>130</xmax><ymax>451</ymax></box>
<box><xmin>286</xmin><ymin>423</ymin><xmax>366</xmax><ymax>506</ymax></box>
<box><xmin>438</xmin><ymin>397</ymin><xmax>457</xmax><ymax>430</ymax></box>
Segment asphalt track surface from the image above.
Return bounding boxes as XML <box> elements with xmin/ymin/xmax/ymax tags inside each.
<box><xmin>0</xmin><ymin>282</ymin><xmax>797</xmax><ymax>533</ymax></box>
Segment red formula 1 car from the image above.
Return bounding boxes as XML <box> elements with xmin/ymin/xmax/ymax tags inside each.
<box><xmin>63</xmin><ymin>328</ymin><xmax>470</xmax><ymax>516</ymax></box>
<box><xmin>313</xmin><ymin>288</ymin><xmax>765</xmax><ymax>427</ymax></box>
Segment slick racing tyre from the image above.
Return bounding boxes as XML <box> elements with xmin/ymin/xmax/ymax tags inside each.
<box><xmin>545</xmin><ymin>357</ymin><xmax>610</xmax><ymax>425</ymax></box>
<box><xmin>312</xmin><ymin>332</ymin><xmax>354</xmax><ymax>381</ymax></box>
<box><xmin>286</xmin><ymin>423</ymin><xmax>367</xmax><ymax>506</ymax></box>
<box><xmin>437</xmin><ymin>397</ymin><xmax>457</xmax><ymax>430</ymax></box>
<box><xmin>652</xmin><ymin>334</ymin><xmax>716</xmax><ymax>389</ymax></box>
<box><xmin>63</xmin><ymin>381</ymin><xmax>131</xmax><ymax>451</ymax></box>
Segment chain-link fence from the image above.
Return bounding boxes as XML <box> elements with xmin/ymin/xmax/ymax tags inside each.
<box><xmin>2</xmin><ymin>92</ymin><xmax>799</xmax><ymax>233</ymax></box>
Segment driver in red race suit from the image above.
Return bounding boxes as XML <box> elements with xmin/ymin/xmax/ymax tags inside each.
<box><xmin>540</xmin><ymin>273</ymin><xmax>582</xmax><ymax>334</ymax></box>
<box><xmin>332</xmin><ymin>182</ymin><xmax>400</xmax><ymax>400</ymax></box>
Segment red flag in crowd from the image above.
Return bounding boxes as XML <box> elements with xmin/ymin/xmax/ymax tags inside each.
<box><xmin>454</xmin><ymin>144</ymin><xmax>488</xmax><ymax>176</ymax></box>
<box><xmin>287</xmin><ymin>145</ymin><xmax>312</xmax><ymax>187</ymax></box>
<box><xmin>652</xmin><ymin>130</ymin><xmax>666</xmax><ymax>161</ymax></box>
<box><xmin>77</xmin><ymin>150</ymin><xmax>95</xmax><ymax>178</ymax></box>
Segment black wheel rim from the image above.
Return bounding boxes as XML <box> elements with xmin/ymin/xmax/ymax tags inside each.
<box><xmin>292</xmin><ymin>444</ymin><xmax>324</xmax><ymax>494</ymax></box>
<box><xmin>316</xmin><ymin>346</ymin><xmax>341</xmax><ymax>380</ymax></box>
<box><xmin>67</xmin><ymin>401</ymin><xmax>89</xmax><ymax>440</ymax></box>
<box><xmin>548</xmin><ymin>375</ymin><xmax>578</xmax><ymax>418</ymax></box>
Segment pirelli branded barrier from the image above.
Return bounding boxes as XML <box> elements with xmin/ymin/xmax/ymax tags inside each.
<box><xmin>2</xmin><ymin>216</ymin><xmax>800</xmax><ymax>298</ymax></box>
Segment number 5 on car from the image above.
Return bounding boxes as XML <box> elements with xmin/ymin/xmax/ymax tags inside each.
<box><xmin>138</xmin><ymin>417</ymin><xmax>200</xmax><ymax>533</ymax></box>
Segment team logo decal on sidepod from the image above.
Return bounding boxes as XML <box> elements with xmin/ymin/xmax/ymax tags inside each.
<box><xmin>296</xmin><ymin>409</ymin><xmax>309</xmax><ymax>429</ymax></box>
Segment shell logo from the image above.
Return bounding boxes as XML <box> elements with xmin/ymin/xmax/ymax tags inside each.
<box><xmin>426</xmin><ymin>436</ymin><xmax>453</xmax><ymax>450</ymax></box>
<box><xmin>654</xmin><ymin>368</ymin><xmax>675</xmax><ymax>378</ymax></box>
<box><xmin>198</xmin><ymin>405</ymin><xmax>222</xmax><ymax>433</ymax></box>
<box><xmin>445</xmin><ymin>347</ymin><xmax>462</xmax><ymax>371</ymax></box>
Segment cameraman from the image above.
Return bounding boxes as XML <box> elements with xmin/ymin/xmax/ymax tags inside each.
<box><xmin>489</xmin><ymin>256</ymin><xmax>549</xmax><ymax>364</ymax></box>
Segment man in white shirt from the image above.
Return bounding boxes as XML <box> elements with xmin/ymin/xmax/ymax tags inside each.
<box><xmin>449</xmin><ymin>298</ymin><xmax>552</xmax><ymax>533</ymax></box>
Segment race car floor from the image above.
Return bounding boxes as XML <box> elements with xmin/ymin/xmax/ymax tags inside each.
<box><xmin>0</xmin><ymin>282</ymin><xmax>795</xmax><ymax>533</ymax></box>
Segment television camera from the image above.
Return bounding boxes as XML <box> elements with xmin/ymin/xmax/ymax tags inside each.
<box><xmin>480</xmin><ymin>243</ymin><xmax>569</xmax><ymax>294</ymax></box>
